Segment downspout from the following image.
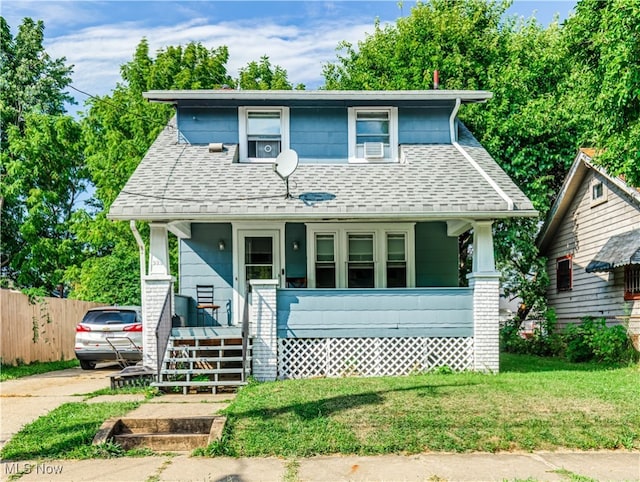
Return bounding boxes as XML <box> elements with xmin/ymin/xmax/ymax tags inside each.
<box><xmin>449</xmin><ymin>98</ymin><xmax>514</xmax><ymax>210</ymax></box>
<box><xmin>130</xmin><ymin>220</ymin><xmax>146</xmax><ymax>305</ymax></box>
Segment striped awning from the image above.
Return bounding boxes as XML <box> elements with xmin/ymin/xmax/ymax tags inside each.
<box><xmin>585</xmin><ymin>228</ymin><xmax>640</xmax><ymax>273</ymax></box>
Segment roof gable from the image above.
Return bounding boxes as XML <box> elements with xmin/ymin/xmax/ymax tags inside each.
<box><xmin>537</xmin><ymin>149</ymin><xmax>640</xmax><ymax>252</ymax></box>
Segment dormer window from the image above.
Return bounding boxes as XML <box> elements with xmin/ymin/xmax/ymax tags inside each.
<box><xmin>238</xmin><ymin>107</ymin><xmax>289</xmax><ymax>162</ymax></box>
<box><xmin>348</xmin><ymin>107</ymin><xmax>398</xmax><ymax>163</ymax></box>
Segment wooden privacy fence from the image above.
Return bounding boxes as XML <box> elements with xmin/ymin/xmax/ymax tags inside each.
<box><xmin>0</xmin><ymin>289</ymin><xmax>104</xmax><ymax>365</ymax></box>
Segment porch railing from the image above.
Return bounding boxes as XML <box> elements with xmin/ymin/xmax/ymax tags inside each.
<box><xmin>241</xmin><ymin>283</ymin><xmax>251</xmax><ymax>381</ymax></box>
<box><xmin>276</xmin><ymin>287</ymin><xmax>473</xmax><ymax>339</ymax></box>
<box><xmin>154</xmin><ymin>286</ymin><xmax>172</xmax><ymax>377</ymax></box>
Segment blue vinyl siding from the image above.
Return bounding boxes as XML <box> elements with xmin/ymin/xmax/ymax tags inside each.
<box><xmin>285</xmin><ymin>223</ymin><xmax>307</xmax><ymax>282</ymax></box>
<box><xmin>180</xmin><ymin>223</ymin><xmax>233</xmax><ymax>325</ymax></box>
<box><xmin>290</xmin><ymin>107</ymin><xmax>348</xmax><ymax>160</ymax></box>
<box><xmin>175</xmin><ymin>105</ymin><xmax>453</xmax><ymax>153</ymax></box>
<box><xmin>399</xmin><ymin>107</ymin><xmax>451</xmax><ymax>144</ymax></box>
<box><xmin>415</xmin><ymin>222</ymin><xmax>459</xmax><ymax>287</ymax></box>
<box><xmin>178</xmin><ymin>108</ymin><xmax>238</xmax><ymax>145</ymax></box>
<box><xmin>277</xmin><ymin>288</ymin><xmax>473</xmax><ymax>338</ymax></box>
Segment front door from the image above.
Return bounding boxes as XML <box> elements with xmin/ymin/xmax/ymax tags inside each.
<box><xmin>236</xmin><ymin>229</ymin><xmax>281</xmax><ymax>323</ymax></box>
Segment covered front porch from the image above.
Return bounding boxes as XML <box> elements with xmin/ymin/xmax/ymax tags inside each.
<box><xmin>141</xmin><ymin>218</ymin><xmax>501</xmax><ymax>382</ymax></box>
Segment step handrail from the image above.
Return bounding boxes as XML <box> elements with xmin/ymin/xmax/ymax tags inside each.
<box><xmin>241</xmin><ymin>282</ymin><xmax>251</xmax><ymax>382</ymax></box>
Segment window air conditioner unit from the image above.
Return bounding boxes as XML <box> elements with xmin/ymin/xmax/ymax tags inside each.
<box><xmin>364</xmin><ymin>142</ymin><xmax>385</xmax><ymax>159</ymax></box>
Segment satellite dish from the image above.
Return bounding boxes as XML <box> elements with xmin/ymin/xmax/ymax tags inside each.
<box><xmin>274</xmin><ymin>149</ymin><xmax>299</xmax><ymax>180</ymax></box>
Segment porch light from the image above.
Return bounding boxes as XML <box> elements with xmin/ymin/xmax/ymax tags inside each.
<box><xmin>292</xmin><ymin>241</ymin><xmax>300</xmax><ymax>251</ymax></box>
<box><xmin>218</xmin><ymin>240</ymin><xmax>226</xmax><ymax>251</ymax></box>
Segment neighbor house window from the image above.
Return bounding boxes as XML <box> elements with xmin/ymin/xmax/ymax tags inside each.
<box><xmin>348</xmin><ymin>107</ymin><xmax>398</xmax><ymax>162</ymax></box>
<box><xmin>557</xmin><ymin>255</ymin><xmax>572</xmax><ymax>291</ymax></box>
<box><xmin>590</xmin><ymin>177</ymin><xmax>607</xmax><ymax>206</ymax></box>
<box><xmin>386</xmin><ymin>233</ymin><xmax>407</xmax><ymax>288</ymax></box>
<box><xmin>315</xmin><ymin>234</ymin><xmax>336</xmax><ymax>288</ymax></box>
<box><xmin>238</xmin><ymin>107</ymin><xmax>289</xmax><ymax>161</ymax></box>
<box><xmin>625</xmin><ymin>265</ymin><xmax>640</xmax><ymax>300</ymax></box>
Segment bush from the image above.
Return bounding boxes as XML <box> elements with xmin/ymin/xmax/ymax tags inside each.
<box><xmin>500</xmin><ymin>309</ymin><xmax>564</xmax><ymax>357</ymax></box>
<box><xmin>563</xmin><ymin>317</ymin><xmax>637</xmax><ymax>363</ymax></box>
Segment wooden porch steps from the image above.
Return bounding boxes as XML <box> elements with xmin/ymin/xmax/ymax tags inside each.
<box><xmin>154</xmin><ymin>330</ymin><xmax>252</xmax><ymax>395</ymax></box>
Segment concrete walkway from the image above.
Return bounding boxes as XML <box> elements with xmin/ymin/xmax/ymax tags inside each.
<box><xmin>2</xmin><ymin>451</ymin><xmax>638</xmax><ymax>481</ymax></box>
<box><xmin>0</xmin><ymin>364</ymin><xmax>118</xmax><ymax>449</ymax></box>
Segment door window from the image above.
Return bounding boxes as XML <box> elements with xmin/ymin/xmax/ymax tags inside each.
<box><xmin>245</xmin><ymin>236</ymin><xmax>273</xmax><ymax>281</ymax></box>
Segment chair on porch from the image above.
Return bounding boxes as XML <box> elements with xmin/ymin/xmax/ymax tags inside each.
<box><xmin>196</xmin><ymin>285</ymin><xmax>221</xmax><ymax>326</ymax></box>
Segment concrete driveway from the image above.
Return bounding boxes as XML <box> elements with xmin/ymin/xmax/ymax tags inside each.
<box><xmin>0</xmin><ymin>364</ymin><xmax>118</xmax><ymax>449</ymax></box>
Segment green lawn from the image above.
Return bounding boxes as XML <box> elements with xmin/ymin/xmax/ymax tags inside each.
<box><xmin>0</xmin><ymin>360</ymin><xmax>79</xmax><ymax>381</ymax></box>
<box><xmin>0</xmin><ymin>402</ymin><xmax>140</xmax><ymax>460</ymax></box>
<box><xmin>213</xmin><ymin>354</ymin><xmax>640</xmax><ymax>456</ymax></box>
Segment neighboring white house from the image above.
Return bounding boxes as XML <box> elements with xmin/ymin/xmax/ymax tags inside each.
<box><xmin>537</xmin><ymin>148</ymin><xmax>640</xmax><ymax>349</ymax></box>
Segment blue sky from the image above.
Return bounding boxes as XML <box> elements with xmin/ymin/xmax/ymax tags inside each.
<box><xmin>2</xmin><ymin>1</ymin><xmax>577</xmax><ymax>112</ymax></box>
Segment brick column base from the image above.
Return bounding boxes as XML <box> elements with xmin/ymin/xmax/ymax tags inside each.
<box><xmin>468</xmin><ymin>272</ymin><xmax>501</xmax><ymax>373</ymax></box>
<box><xmin>142</xmin><ymin>275</ymin><xmax>173</xmax><ymax>370</ymax></box>
<box><xmin>249</xmin><ymin>280</ymin><xmax>279</xmax><ymax>381</ymax></box>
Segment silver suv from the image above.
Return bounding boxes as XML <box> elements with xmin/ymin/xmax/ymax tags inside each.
<box><xmin>74</xmin><ymin>306</ymin><xmax>143</xmax><ymax>370</ymax></box>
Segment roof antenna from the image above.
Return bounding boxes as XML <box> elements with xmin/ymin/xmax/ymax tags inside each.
<box><xmin>274</xmin><ymin>149</ymin><xmax>299</xmax><ymax>199</ymax></box>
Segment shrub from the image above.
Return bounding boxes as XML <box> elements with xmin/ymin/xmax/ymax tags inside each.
<box><xmin>563</xmin><ymin>317</ymin><xmax>637</xmax><ymax>363</ymax></box>
<box><xmin>500</xmin><ymin>309</ymin><xmax>563</xmax><ymax>357</ymax></box>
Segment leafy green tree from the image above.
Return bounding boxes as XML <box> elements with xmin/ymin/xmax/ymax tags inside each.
<box><xmin>562</xmin><ymin>0</ymin><xmax>640</xmax><ymax>186</ymax></box>
<box><xmin>70</xmin><ymin>39</ymin><xmax>235</xmax><ymax>303</ymax></box>
<box><xmin>0</xmin><ymin>17</ymin><xmax>85</xmax><ymax>293</ymax></box>
<box><xmin>322</xmin><ymin>0</ymin><xmax>579</xmax><ymax>324</ymax></box>
<box><xmin>238</xmin><ymin>55</ymin><xmax>303</xmax><ymax>90</ymax></box>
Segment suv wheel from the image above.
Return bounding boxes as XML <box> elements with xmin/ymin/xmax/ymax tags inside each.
<box><xmin>79</xmin><ymin>360</ymin><xmax>96</xmax><ymax>370</ymax></box>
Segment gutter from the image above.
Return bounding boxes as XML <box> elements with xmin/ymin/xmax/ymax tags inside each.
<box><xmin>130</xmin><ymin>220</ymin><xmax>146</xmax><ymax>301</ymax></box>
<box><xmin>449</xmin><ymin>98</ymin><xmax>515</xmax><ymax>211</ymax></box>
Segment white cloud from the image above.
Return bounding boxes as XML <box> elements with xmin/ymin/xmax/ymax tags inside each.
<box><xmin>19</xmin><ymin>11</ymin><xmax>385</xmax><ymax>112</ymax></box>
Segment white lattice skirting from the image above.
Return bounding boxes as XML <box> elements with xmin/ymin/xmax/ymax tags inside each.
<box><xmin>277</xmin><ymin>337</ymin><xmax>474</xmax><ymax>379</ymax></box>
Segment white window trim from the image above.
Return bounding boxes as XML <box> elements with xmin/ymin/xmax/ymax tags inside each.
<box><xmin>305</xmin><ymin>223</ymin><xmax>415</xmax><ymax>288</ymax></box>
<box><xmin>347</xmin><ymin>106</ymin><xmax>399</xmax><ymax>163</ymax></box>
<box><xmin>238</xmin><ymin>106</ymin><xmax>290</xmax><ymax>162</ymax></box>
<box><xmin>590</xmin><ymin>176</ymin><xmax>608</xmax><ymax>207</ymax></box>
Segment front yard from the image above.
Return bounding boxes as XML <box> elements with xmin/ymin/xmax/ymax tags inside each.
<box><xmin>1</xmin><ymin>354</ymin><xmax>638</xmax><ymax>460</ymax></box>
<box><xmin>212</xmin><ymin>354</ymin><xmax>640</xmax><ymax>456</ymax></box>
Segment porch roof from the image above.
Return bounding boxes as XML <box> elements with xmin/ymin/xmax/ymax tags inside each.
<box><xmin>108</xmin><ymin>119</ymin><xmax>536</xmax><ymax>222</ymax></box>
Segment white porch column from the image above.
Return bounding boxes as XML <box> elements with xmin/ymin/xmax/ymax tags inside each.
<box><xmin>249</xmin><ymin>279</ymin><xmax>279</xmax><ymax>381</ymax></box>
<box><xmin>468</xmin><ymin>220</ymin><xmax>501</xmax><ymax>373</ymax></box>
<box><xmin>142</xmin><ymin>223</ymin><xmax>173</xmax><ymax>370</ymax></box>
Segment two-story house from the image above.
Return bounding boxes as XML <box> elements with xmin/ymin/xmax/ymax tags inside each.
<box><xmin>108</xmin><ymin>90</ymin><xmax>537</xmax><ymax>391</ymax></box>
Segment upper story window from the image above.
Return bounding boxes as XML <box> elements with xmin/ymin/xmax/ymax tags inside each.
<box><xmin>348</xmin><ymin>107</ymin><xmax>398</xmax><ymax>163</ymax></box>
<box><xmin>590</xmin><ymin>177</ymin><xmax>607</xmax><ymax>207</ymax></box>
<box><xmin>557</xmin><ymin>255</ymin><xmax>572</xmax><ymax>291</ymax></box>
<box><xmin>238</xmin><ymin>107</ymin><xmax>289</xmax><ymax>162</ymax></box>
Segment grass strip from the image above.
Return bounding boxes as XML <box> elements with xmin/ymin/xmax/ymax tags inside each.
<box><xmin>0</xmin><ymin>401</ymin><xmax>139</xmax><ymax>460</ymax></box>
<box><xmin>0</xmin><ymin>360</ymin><xmax>79</xmax><ymax>381</ymax></box>
<box><xmin>215</xmin><ymin>354</ymin><xmax>640</xmax><ymax>456</ymax></box>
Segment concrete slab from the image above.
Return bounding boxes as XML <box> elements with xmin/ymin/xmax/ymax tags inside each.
<box><xmin>1</xmin><ymin>457</ymin><xmax>168</xmax><ymax>482</ymax></box>
<box><xmin>149</xmin><ymin>393</ymin><xmax>235</xmax><ymax>404</ymax></box>
<box><xmin>158</xmin><ymin>455</ymin><xmax>286</xmax><ymax>482</ymax></box>
<box><xmin>125</xmin><ymin>402</ymin><xmax>225</xmax><ymax>418</ymax></box>
<box><xmin>297</xmin><ymin>453</ymin><xmax>564</xmax><ymax>482</ymax></box>
<box><xmin>540</xmin><ymin>451</ymin><xmax>640</xmax><ymax>481</ymax></box>
<box><xmin>85</xmin><ymin>394</ymin><xmax>147</xmax><ymax>404</ymax></box>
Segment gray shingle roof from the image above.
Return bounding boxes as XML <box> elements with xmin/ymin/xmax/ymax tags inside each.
<box><xmin>108</xmin><ymin>119</ymin><xmax>536</xmax><ymax>221</ymax></box>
